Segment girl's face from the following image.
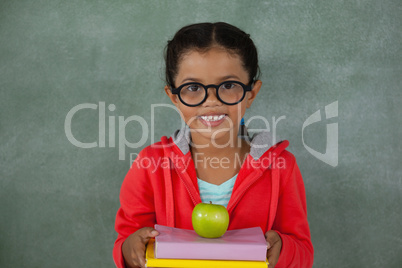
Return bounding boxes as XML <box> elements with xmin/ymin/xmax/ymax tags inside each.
<box><xmin>165</xmin><ymin>47</ymin><xmax>261</xmax><ymax>146</ymax></box>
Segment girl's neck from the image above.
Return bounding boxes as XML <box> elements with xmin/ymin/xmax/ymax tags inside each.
<box><xmin>189</xmin><ymin>133</ymin><xmax>251</xmax><ymax>169</ymax></box>
<box><xmin>190</xmin><ymin>132</ymin><xmax>247</xmax><ymax>157</ymax></box>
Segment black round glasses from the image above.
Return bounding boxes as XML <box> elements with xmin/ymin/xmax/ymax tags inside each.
<box><xmin>171</xmin><ymin>80</ymin><xmax>253</xmax><ymax>107</ymax></box>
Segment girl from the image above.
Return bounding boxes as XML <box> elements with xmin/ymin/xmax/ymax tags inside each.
<box><xmin>113</xmin><ymin>22</ymin><xmax>313</xmax><ymax>268</ymax></box>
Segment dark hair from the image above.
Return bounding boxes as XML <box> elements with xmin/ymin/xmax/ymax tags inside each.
<box><xmin>164</xmin><ymin>22</ymin><xmax>260</xmax><ymax>88</ymax></box>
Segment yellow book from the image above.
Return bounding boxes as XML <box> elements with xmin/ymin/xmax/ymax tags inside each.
<box><xmin>145</xmin><ymin>239</ymin><xmax>269</xmax><ymax>268</ymax></box>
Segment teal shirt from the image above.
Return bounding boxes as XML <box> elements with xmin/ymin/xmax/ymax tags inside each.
<box><xmin>197</xmin><ymin>174</ymin><xmax>237</xmax><ymax>208</ymax></box>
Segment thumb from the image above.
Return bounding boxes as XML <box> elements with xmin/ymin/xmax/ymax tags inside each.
<box><xmin>139</xmin><ymin>227</ymin><xmax>159</xmax><ymax>241</ymax></box>
<box><xmin>265</xmin><ymin>230</ymin><xmax>280</xmax><ymax>249</ymax></box>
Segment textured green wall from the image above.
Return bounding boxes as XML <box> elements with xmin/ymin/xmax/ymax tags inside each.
<box><xmin>1</xmin><ymin>0</ymin><xmax>401</xmax><ymax>267</ymax></box>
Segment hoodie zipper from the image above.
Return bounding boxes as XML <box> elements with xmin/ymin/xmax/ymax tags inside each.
<box><xmin>172</xmin><ymin>161</ymin><xmax>200</xmax><ymax>206</ymax></box>
<box><xmin>162</xmin><ymin>136</ymin><xmax>201</xmax><ymax>207</ymax></box>
<box><xmin>179</xmin><ymin>171</ymin><xmax>198</xmax><ymax>206</ymax></box>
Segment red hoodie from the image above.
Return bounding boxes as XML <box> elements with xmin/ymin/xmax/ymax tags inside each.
<box><xmin>113</xmin><ymin>128</ymin><xmax>314</xmax><ymax>267</ymax></box>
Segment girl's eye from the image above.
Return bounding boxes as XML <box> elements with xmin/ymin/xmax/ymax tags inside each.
<box><xmin>221</xmin><ymin>83</ymin><xmax>235</xmax><ymax>90</ymax></box>
<box><xmin>185</xmin><ymin>84</ymin><xmax>202</xmax><ymax>92</ymax></box>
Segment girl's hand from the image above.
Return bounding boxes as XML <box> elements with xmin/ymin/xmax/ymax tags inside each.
<box><xmin>122</xmin><ymin>227</ymin><xmax>159</xmax><ymax>268</ymax></box>
<box><xmin>265</xmin><ymin>230</ymin><xmax>282</xmax><ymax>268</ymax></box>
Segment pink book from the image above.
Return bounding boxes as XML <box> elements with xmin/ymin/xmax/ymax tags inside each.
<box><xmin>154</xmin><ymin>224</ymin><xmax>267</xmax><ymax>261</ymax></box>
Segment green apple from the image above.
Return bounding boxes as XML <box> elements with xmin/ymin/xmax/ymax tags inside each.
<box><xmin>192</xmin><ymin>202</ymin><xmax>229</xmax><ymax>238</ymax></box>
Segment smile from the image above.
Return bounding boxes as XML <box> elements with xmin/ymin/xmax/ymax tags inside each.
<box><xmin>199</xmin><ymin>115</ymin><xmax>226</xmax><ymax>122</ymax></box>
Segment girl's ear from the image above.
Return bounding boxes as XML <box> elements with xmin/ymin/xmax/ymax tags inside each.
<box><xmin>246</xmin><ymin>80</ymin><xmax>262</xmax><ymax>108</ymax></box>
<box><xmin>164</xmin><ymin>85</ymin><xmax>180</xmax><ymax>106</ymax></box>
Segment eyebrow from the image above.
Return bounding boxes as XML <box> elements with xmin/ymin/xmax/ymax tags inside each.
<box><xmin>180</xmin><ymin>75</ymin><xmax>242</xmax><ymax>84</ymax></box>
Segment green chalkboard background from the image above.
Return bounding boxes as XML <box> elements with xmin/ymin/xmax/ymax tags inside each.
<box><xmin>1</xmin><ymin>0</ymin><xmax>401</xmax><ymax>267</ymax></box>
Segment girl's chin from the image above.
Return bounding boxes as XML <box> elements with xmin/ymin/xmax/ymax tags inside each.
<box><xmin>190</xmin><ymin>122</ymin><xmax>232</xmax><ymax>134</ymax></box>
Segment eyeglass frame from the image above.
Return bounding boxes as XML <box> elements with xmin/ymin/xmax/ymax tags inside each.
<box><xmin>170</xmin><ymin>80</ymin><xmax>254</xmax><ymax>107</ymax></box>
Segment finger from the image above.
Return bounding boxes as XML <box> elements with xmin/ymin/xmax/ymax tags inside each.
<box><xmin>266</xmin><ymin>243</ymin><xmax>281</xmax><ymax>267</ymax></box>
<box><xmin>130</xmin><ymin>239</ymin><xmax>147</xmax><ymax>268</ymax></box>
<box><xmin>264</xmin><ymin>231</ymin><xmax>282</xmax><ymax>267</ymax></box>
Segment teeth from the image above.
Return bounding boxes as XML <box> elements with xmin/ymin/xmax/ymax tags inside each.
<box><xmin>201</xmin><ymin>115</ymin><xmax>225</xmax><ymax>121</ymax></box>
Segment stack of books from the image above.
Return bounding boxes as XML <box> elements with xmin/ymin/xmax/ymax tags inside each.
<box><xmin>145</xmin><ymin>224</ymin><xmax>269</xmax><ymax>267</ymax></box>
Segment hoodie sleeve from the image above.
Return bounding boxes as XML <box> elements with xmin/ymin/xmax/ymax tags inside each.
<box><xmin>113</xmin><ymin>149</ymin><xmax>156</xmax><ymax>268</ymax></box>
<box><xmin>272</xmin><ymin>154</ymin><xmax>314</xmax><ymax>268</ymax></box>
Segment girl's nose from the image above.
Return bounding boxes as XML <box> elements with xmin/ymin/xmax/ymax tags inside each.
<box><xmin>202</xmin><ymin>87</ymin><xmax>221</xmax><ymax>106</ymax></box>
